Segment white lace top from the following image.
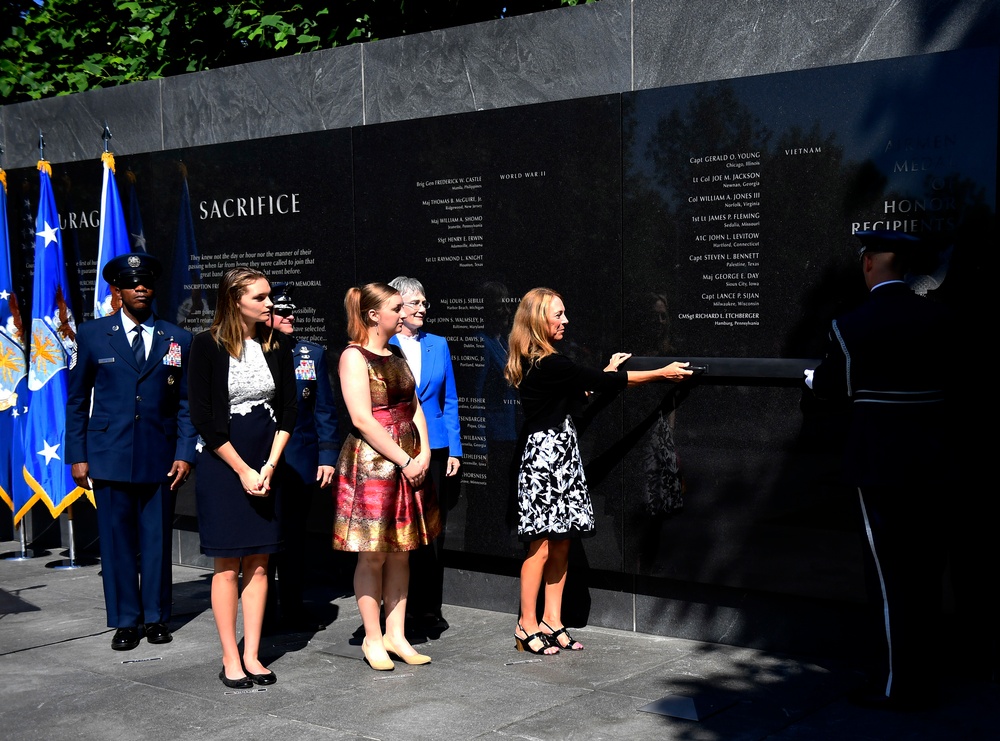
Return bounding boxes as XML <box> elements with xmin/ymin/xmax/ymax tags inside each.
<box><xmin>228</xmin><ymin>338</ymin><xmax>275</xmax><ymax>418</ymax></box>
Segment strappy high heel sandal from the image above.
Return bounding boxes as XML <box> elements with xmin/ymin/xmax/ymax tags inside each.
<box><xmin>541</xmin><ymin>620</ymin><xmax>584</xmax><ymax>650</ymax></box>
<box><xmin>515</xmin><ymin>623</ymin><xmax>559</xmax><ymax>655</ymax></box>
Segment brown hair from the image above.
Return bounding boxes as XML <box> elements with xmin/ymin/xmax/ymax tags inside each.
<box><xmin>503</xmin><ymin>287</ymin><xmax>562</xmax><ymax>388</ymax></box>
<box><xmin>344</xmin><ymin>282</ymin><xmax>400</xmax><ymax>345</ymax></box>
<box><xmin>210</xmin><ymin>266</ymin><xmax>277</xmax><ymax>359</ymax></box>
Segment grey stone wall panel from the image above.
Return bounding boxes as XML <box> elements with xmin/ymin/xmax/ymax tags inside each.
<box><xmin>632</xmin><ymin>0</ymin><xmax>1000</xmax><ymax>90</ymax></box>
<box><xmin>1</xmin><ymin>80</ymin><xmax>163</xmax><ymax>169</ymax></box>
<box><xmin>363</xmin><ymin>2</ymin><xmax>631</xmax><ymax>124</ymax></box>
<box><xmin>160</xmin><ymin>44</ymin><xmax>363</xmax><ymax>149</ymax></box>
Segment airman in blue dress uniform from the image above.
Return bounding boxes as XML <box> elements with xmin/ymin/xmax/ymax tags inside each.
<box><xmin>266</xmin><ymin>283</ymin><xmax>339</xmax><ymax>627</ymax></box>
<box><xmin>66</xmin><ymin>253</ymin><xmax>197</xmax><ymax>650</ymax></box>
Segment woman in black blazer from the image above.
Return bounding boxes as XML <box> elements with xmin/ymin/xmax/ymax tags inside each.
<box><xmin>188</xmin><ymin>266</ymin><xmax>297</xmax><ymax>689</ymax></box>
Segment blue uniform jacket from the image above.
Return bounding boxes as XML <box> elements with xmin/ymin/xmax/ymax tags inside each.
<box><xmin>811</xmin><ymin>281</ymin><xmax>954</xmax><ymax>486</ymax></box>
<box><xmin>285</xmin><ymin>339</ymin><xmax>339</xmax><ymax>481</ymax></box>
<box><xmin>66</xmin><ymin>313</ymin><xmax>197</xmax><ymax>483</ymax></box>
<box><xmin>390</xmin><ymin>331</ymin><xmax>462</xmax><ymax>456</ymax></box>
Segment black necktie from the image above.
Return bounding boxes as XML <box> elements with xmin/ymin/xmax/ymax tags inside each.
<box><xmin>131</xmin><ymin>326</ymin><xmax>146</xmax><ymax>367</ymax></box>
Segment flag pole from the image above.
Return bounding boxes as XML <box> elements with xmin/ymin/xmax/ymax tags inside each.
<box><xmin>0</xmin><ymin>143</ymin><xmax>34</xmax><ymax>561</ymax></box>
<box><xmin>23</xmin><ymin>139</ymin><xmax>97</xmax><ymax>569</ymax></box>
<box><xmin>44</xmin><ymin>133</ymin><xmax>101</xmax><ymax>571</ymax></box>
<box><xmin>0</xmin><ymin>521</ymin><xmax>36</xmax><ymax>561</ymax></box>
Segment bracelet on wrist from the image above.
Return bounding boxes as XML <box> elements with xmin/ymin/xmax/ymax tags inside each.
<box><xmin>264</xmin><ymin>461</ymin><xmax>275</xmax><ymax>469</ymax></box>
<box><xmin>400</xmin><ymin>456</ymin><xmax>412</xmax><ymax>469</ymax></box>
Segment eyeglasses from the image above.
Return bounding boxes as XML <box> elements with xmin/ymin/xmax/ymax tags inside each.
<box><xmin>272</xmin><ymin>306</ymin><xmax>295</xmax><ymax>317</ymax></box>
<box><xmin>404</xmin><ymin>300</ymin><xmax>431</xmax><ymax>310</ymax></box>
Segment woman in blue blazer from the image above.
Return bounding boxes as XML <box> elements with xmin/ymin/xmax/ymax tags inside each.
<box><xmin>388</xmin><ymin>276</ymin><xmax>462</xmax><ymax>625</ymax></box>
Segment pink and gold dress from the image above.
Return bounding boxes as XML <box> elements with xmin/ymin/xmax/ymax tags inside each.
<box><xmin>333</xmin><ymin>345</ymin><xmax>441</xmax><ymax>551</ymax></box>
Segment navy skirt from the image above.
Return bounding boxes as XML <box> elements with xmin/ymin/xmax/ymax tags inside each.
<box><xmin>196</xmin><ymin>404</ymin><xmax>283</xmax><ymax>557</ymax></box>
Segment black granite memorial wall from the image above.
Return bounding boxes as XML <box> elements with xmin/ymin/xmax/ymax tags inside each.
<box><xmin>4</xmin><ymin>45</ymin><xmax>996</xmax><ymax>648</ymax></box>
<box><xmin>353</xmin><ymin>95</ymin><xmax>624</xmax><ymax>566</ymax></box>
<box><xmin>618</xmin><ymin>46</ymin><xmax>997</xmax><ymax>605</ymax></box>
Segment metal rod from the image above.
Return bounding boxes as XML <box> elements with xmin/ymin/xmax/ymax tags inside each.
<box><xmin>38</xmin><ymin>130</ymin><xmax>44</xmax><ymax>160</ymax></box>
<box><xmin>2</xmin><ymin>518</ymin><xmax>36</xmax><ymax>561</ymax></box>
<box><xmin>65</xmin><ymin>503</ymin><xmax>77</xmax><ymax>565</ymax></box>
<box><xmin>17</xmin><ymin>519</ymin><xmax>28</xmax><ymax>556</ymax></box>
<box><xmin>102</xmin><ymin>122</ymin><xmax>112</xmax><ymax>153</ymax></box>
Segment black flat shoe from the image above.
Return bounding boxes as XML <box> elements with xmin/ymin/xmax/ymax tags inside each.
<box><xmin>144</xmin><ymin>622</ymin><xmax>173</xmax><ymax>644</ymax></box>
<box><xmin>218</xmin><ymin>670</ymin><xmax>254</xmax><ymax>689</ymax></box>
<box><xmin>111</xmin><ymin>627</ymin><xmax>141</xmax><ymax>651</ymax></box>
<box><xmin>849</xmin><ymin>687</ymin><xmax>929</xmax><ymax>712</ymax></box>
<box><xmin>245</xmin><ymin>669</ymin><xmax>277</xmax><ymax>686</ymax></box>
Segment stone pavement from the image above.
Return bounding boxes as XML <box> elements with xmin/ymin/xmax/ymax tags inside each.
<box><xmin>1</xmin><ymin>541</ymin><xmax>997</xmax><ymax>741</ymax></box>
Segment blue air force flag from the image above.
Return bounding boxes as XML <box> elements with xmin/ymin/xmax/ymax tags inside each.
<box><xmin>127</xmin><ymin>171</ymin><xmax>147</xmax><ymax>252</ymax></box>
<box><xmin>20</xmin><ymin>161</ymin><xmax>89</xmax><ymax>521</ymax></box>
<box><xmin>0</xmin><ymin>167</ymin><xmax>29</xmax><ymax>513</ymax></box>
<box><xmin>94</xmin><ymin>152</ymin><xmax>131</xmax><ymax>319</ymax></box>
<box><xmin>168</xmin><ymin>171</ymin><xmax>210</xmax><ymax>332</ymax></box>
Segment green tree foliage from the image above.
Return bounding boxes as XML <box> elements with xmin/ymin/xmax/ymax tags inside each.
<box><xmin>1</xmin><ymin>0</ymin><xmax>598</xmax><ymax>104</ymax></box>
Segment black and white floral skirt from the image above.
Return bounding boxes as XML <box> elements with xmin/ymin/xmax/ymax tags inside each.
<box><xmin>516</xmin><ymin>415</ymin><xmax>595</xmax><ymax>542</ymax></box>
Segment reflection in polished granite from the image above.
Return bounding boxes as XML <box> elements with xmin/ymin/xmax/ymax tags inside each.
<box><xmin>620</xmin><ymin>384</ymin><xmax>862</xmax><ymax>601</ymax></box>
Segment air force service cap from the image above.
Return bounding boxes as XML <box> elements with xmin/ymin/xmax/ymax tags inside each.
<box><xmin>271</xmin><ymin>282</ymin><xmax>296</xmax><ymax>317</ymax></box>
<box><xmin>854</xmin><ymin>230</ymin><xmax>921</xmax><ymax>259</ymax></box>
<box><xmin>102</xmin><ymin>253</ymin><xmax>163</xmax><ymax>288</ymax></box>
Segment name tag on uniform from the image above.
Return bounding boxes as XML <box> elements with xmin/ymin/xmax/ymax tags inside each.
<box><xmin>99</xmin><ymin>357</ymin><xmax>115</xmax><ymax>364</ymax></box>
<box><xmin>163</xmin><ymin>342</ymin><xmax>182</xmax><ymax>367</ymax></box>
<box><xmin>295</xmin><ymin>359</ymin><xmax>317</xmax><ymax>381</ymax></box>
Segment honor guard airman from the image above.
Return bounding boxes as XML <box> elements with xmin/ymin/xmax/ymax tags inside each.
<box><xmin>808</xmin><ymin>230</ymin><xmax>955</xmax><ymax>708</ymax></box>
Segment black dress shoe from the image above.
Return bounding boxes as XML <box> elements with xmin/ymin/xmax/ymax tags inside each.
<box><xmin>111</xmin><ymin>627</ymin><xmax>141</xmax><ymax>651</ymax></box>
<box><xmin>144</xmin><ymin>623</ymin><xmax>172</xmax><ymax>644</ymax></box>
<box><xmin>245</xmin><ymin>669</ymin><xmax>277</xmax><ymax>686</ymax></box>
<box><xmin>849</xmin><ymin>688</ymin><xmax>926</xmax><ymax>712</ymax></box>
<box><xmin>218</xmin><ymin>670</ymin><xmax>254</xmax><ymax>689</ymax></box>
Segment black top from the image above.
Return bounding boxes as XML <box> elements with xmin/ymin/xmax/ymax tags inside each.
<box><xmin>188</xmin><ymin>330</ymin><xmax>298</xmax><ymax>451</ymax></box>
<box><xmin>517</xmin><ymin>353</ymin><xmax>627</xmax><ymax>436</ymax></box>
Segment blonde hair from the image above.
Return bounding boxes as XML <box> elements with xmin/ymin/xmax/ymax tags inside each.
<box><xmin>344</xmin><ymin>282</ymin><xmax>400</xmax><ymax>345</ymax></box>
<box><xmin>503</xmin><ymin>287</ymin><xmax>563</xmax><ymax>388</ymax></box>
<box><xmin>210</xmin><ymin>266</ymin><xmax>277</xmax><ymax>359</ymax></box>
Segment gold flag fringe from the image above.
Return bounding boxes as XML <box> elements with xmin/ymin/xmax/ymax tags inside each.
<box><xmin>37</xmin><ymin>160</ymin><xmax>52</xmax><ymax>176</ymax></box>
<box><xmin>101</xmin><ymin>150</ymin><xmax>116</xmax><ymax>173</ymax></box>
